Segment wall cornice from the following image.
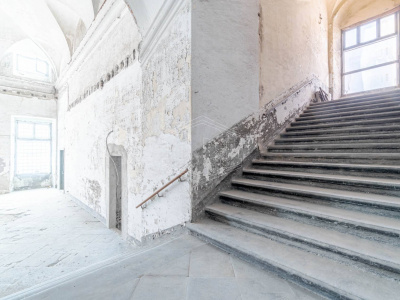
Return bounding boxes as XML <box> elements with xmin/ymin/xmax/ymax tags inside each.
<box><xmin>0</xmin><ymin>76</ymin><xmax>55</xmax><ymax>99</ymax></box>
<box><xmin>55</xmin><ymin>0</ymin><xmax>128</xmax><ymax>90</ymax></box>
<box><xmin>139</xmin><ymin>0</ymin><xmax>187</xmax><ymax>65</ymax></box>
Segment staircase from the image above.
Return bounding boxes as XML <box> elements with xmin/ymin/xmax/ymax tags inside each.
<box><xmin>188</xmin><ymin>90</ymin><xmax>400</xmax><ymax>299</ymax></box>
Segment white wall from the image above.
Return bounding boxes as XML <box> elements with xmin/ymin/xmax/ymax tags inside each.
<box><xmin>138</xmin><ymin>0</ymin><xmax>191</xmax><ymax>239</ymax></box>
<box><xmin>57</xmin><ymin>0</ymin><xmax>191</xmax><ymax>242</ymax></box>
<box><xmin>260</xmin><ymin>0</ymin><xmax>329</xmax><ymax>106</ymax></box>
<box><xmin>0</xmin><ymin>94</ymin><xmax>56</xmax><ymax>193</ymax></box>
<box><xmin>191</xmin><ymin>0</ymin><xmax>260</xmax><ymax>150</ymax></box>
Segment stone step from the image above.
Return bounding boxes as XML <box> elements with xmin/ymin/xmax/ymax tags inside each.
<box><xmin>295</xmin><ymin>110</ymin><xmax>400</xmax><ymax>126</ymax></box>
<box><xmin>299</xmin><ymin>104</ymin><xmax>400</xmax><ymax>121</ymax></box>
<box><xmin>339</xmin><ymin>89</ymin><xmax>400</xmax><ymax>101</ymax></box>
<box><xmin>206</xmin><ymin>203</ymin><xmax>400</xmax><ymax>274</ymax></box>
<box><xmin>261</xmin><ymin>152</ymin><xmax>400</xmax><ymax>162</ymax></box>
<box><xmin>188</xmin><ymin>220</ymin><xmax>400</xmax><ymax>300</ymax></box>
<box><xmin>252</xmin><ymin>159</ymin><xmax>400</xmax><ymax>176</ymax></box>
<box><xmin>306</xmin><ymin>98</ymin><xmax>400</xmax><ymax>115</ymax></box>
<box><xmin>310</xmin><ymin>92</ymin><xmax>400</xmax><ymax>109</ymax></box>
<box><xmin>281</xmin><ymin>124</ymin><xmax>400</xmax><ymax>137</ymax></box>
<box><xmin>275</xmin><ymin>133</ymin><xmax>400</xmax><ymax>144</ymax></box>
<box><xmin>230</xmin><ymin>178</ymin><xmax>400</xmax><ymax>214</ymax></box>
<box><xmin>268</xmin><ymin>143</ymin><xmax>400</xmax><ymax>153</ymax></box>
<box><xmin>242</xmin><ymin>168</ymin><xmax>400</xmax><ymax>196</ymax></box>
<box><xmin>287</xmin><ymin>117</ymin><xmax>400</xmax><ymax>132</ymax></box>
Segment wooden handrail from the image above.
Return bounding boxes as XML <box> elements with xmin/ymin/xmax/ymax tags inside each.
<box><xmin>136</xmin><ymin>169</ymin><xmax>189</xmax><ymax>209</ymax></box>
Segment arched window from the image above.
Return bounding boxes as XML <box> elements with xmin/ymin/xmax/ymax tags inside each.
<box><xmin>0</xmin><ymin>39</ymin><xmax>56</xmax><ymax>83</ymax></box>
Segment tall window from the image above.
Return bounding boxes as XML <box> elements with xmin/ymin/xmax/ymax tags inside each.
<box><xmin>16</xmin><ymin>54</ymin><xmax>49</xmax><ymax>79</ymax></box>
<box><xmin>342</xmin><ymin>12</ymin><xmax>399</xmax><ymax>95</ymax></box>
<box><xmin>15</xmin><ymin>121</ymin><xmax>52</xmax><ymax>175</ymax></box>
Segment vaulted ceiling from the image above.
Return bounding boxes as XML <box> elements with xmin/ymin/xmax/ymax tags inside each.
<box><xmin>0</xmin><ymin>0</ymin><xmax>106</xmax><ymax>76</ymax></box>
<box><xmin>326</xmin><ymin>0</ymin><xmax>400</xmax><ymax>26</ymax></box>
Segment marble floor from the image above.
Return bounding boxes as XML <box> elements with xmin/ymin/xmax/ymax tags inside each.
<box><xmin>1</xmin><ymin>189</ymin><xmax>323</xmax><ymax>300</ymax></box>
<box><xmin>22</xmin><ymin>235</ymin><xmax>323</xmax><ymax>300</ymax></box>
<box><xmin>0</xmin><ymin>189</ymin><xmax>135</xmax><ymax>298</ymax></box>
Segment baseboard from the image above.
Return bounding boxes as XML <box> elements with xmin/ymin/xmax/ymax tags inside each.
<box><xmin>66</xmin><ymin>192</ymin><xmax>106</xmax><ymax>225</ymax></box>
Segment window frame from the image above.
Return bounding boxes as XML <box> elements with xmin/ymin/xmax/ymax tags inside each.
<box><xmin>14</xmin><ymin>120</ymin><xmax>53</xmax><ymax>176</ymax></box>
<box><xmin>341</xmin><ymin>10</ymin><xmax>400</xmax><ymax>96</ymax></box>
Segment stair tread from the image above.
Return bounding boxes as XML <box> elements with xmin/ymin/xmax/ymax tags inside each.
<box><xmin>296</xmin><ymin>110</ymin><xmax>400</xmax><ymax>125</ymax></box>
<box><xmin>231</xmin><ymin>178</ymin><xmax>400</xmax><ymax>209</ymax></box>
<box><xmin>310</xmin><ymin>93</ymin><xmax>400</xmax><ymax>108</ymax></box>
<box><xmin>242</xmin><ymin>168</ymin><xmax>400</xmax><ymax>188</ymax></box>
<box><xmin>277</xmin><ymin>133</ymin><xmax>400</xmax><ymax>142</ymax></box>
<box><xmin>305</xmin><ymin>100</ymin><xmax>400</xmax><ymax>116</ymax></box>
<box><xmin>282</xmin><ymin>124</ymin><xmax>400</xmax><ymax>136</ymax></box>
<box><xmin>252</xmin><ymin>159</ymin><xmax>400</xmax><ymax>171</ymax></box>
<box><xmin>299</xmin><ymin>105</ymin><xmax>400</xmax><ymax>121</ymax></box>
<box><xmin>220</xmin><ymin>189</ymin><xmax>400</xmax><ymax>234</ymax></box>
<box><xmin>270</xmin><ymin>143</ymin><xmax>400</xmax><ymax>149</ymax></box>
<box><xmin>262</xmin><ymin>152</ymin><xmax>400</xmax><ymax>159</ymax></box>
<box><xmin>206</xmin><ymin>203</ymin><xmax>400</xmax><ymax>269</ymax></box>
<box><xmin>188</xmin><ymin>220</ymin><xmax>400</xmax><ymax>300</ymax></box>
<box><xmin>313</xmin><ymin>91</ymin><xmax>400</xmax><ymax>102</ymax></box>
<box><xmin>288</xmin><ymin>117</ymin><xmax>400</xmax><ymax>131</ymax></box>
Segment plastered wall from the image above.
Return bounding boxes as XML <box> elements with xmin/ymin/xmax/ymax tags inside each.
<box><xmin>0</xmin><ymin>94</ymin><xmax>56</xmax><ymax>194</ymax></box>
<box><xmin>57</xmin><ymin>0</ymin><xmax>191</xmax><ymax>242</ymax></box>
<box><xmin>260</xmin><ymin>0</ymin><xmax>329</xmax><ymax>106</ymax></box>
<box><xmin>191</xmin><ymin>0</ymin><xmax>260</xmax><ymax>150</ymax></box>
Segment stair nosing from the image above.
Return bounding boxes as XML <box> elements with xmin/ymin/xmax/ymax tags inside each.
<box><xmin>298</xmin><ymin>106</ymin><xmax>400</xmax><ymax>121</ymax></box>
<box><xmin>269</xmin><ymin>143</ymin><xmax>400</xmax><ymax>150</ymax></box>
<box><xmin>287</xmin><ymin>117</ymin><xmax>400</xmax><ymax>132</ymax></box>
<box><xmin>230</xmin><ymin>178</ymin><xmax>400</xmax><ymax>210</ymax></box>
<box><xmin>242</xmin><ymin>167</ymin><xmax>400</xmax><ymax>189</ymax></box>
<box><xmin>252</xmin><ymin>159</ymin><xmax>400</xmax><ymax>172</ymax></box>
<box><xmin>219</xmin><ymin>189</ymin><xmax>400</xmax><ymax>236</ymax></box>
<box><xmin>188</xmin><ymin>220</ymin><xmax>400</xmax><ymax>300</ymax></box>
<box><xmin>296</xmin><ymin>110</ymin><xmax>400</xmax><ymax>125</ymax></box>
<box><xmin>206</xmin><ymin>203</ymin><xmax>400</xmax><ymax>273</ymax></box>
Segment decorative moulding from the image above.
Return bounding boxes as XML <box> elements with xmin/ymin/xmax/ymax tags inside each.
<box><xmin>55</xmin><ymin>0</ymin><xmax>128</xmax><ymax>90</ymax></box>
<box><xmin>139</xmin><ymin>0</ymin><xmax>187</xmax><ymax>65</ymax></box>
<box><xmin>0</xmin><ymin>75</ymin><xmax>55</xmax><ymax>99</ymax></box>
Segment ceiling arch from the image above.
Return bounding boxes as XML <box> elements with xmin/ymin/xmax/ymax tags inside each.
<box><xmin>0</xmin><ymin>0</ymin><xmax>106</xmax><ymax>76</ymax></box>
<box><xmin>123</xmin><ymin>0</ymin><xmax>165</xmax><ymax>36</ymax></box>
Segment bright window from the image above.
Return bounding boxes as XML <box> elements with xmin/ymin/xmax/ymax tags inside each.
<box><xmin>342</xmin><ymin>12</ymin><xmax>400</xmax><ymax>95</ymax></box>
<box><xmin>15</xmin><ymin>121</ymin><xmax>52</xmax><ymax>175</ymax></box>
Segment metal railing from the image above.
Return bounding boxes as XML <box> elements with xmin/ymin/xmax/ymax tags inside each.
<box><xmin>136</xmin><ymin>169</ymin><xmax>189</xmax><ymax>209</ymax></box>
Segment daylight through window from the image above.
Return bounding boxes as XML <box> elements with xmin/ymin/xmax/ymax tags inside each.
<box><xmin>342</xmin><ymin>12</ymin><xmax>400</xmax><ymax>95</ymax></box>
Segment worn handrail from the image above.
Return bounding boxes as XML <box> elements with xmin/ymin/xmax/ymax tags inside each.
<box><xmin>136</xmin><ymin>169</ymin><xmax>189</xmax><ymax>209</ymax></box>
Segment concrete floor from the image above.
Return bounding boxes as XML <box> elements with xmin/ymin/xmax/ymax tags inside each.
<box><xmin>0</xmin><ymin>189</ymin><xmax>135</xmax><ymax>297</ymax></box>
<box><xmin>0</xmin><ymin>189</ymin><xmax>322</xmax><ymax>300</ymax></box>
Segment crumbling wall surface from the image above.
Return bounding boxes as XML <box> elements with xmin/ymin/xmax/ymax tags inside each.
<box><xmin>58</xmin><ymin>0</ymin><xmax>191</xmax><ymax>242</ymax></box>
<box><xmin>136</xmin><ymin>0</ymin><xmax>191</xmax><ymax>240</ymax></box>
<box><xmin>0</xmin><ymin>94</ymin><xmax>56</xmax><ymax>194</ymax></box>
<box><xmin>192</xmin><ymin>76</ymin><xmax>326</xmax><ymax>219</ymax></box>
<box><xmin>260</xmin><ymin>0</ymin><xmax>329</xmax><ymax>106</ymax></box>
<box><xmin>57</xmin><ymin>5</ymin><xmax>142</xmax><ymax>228</ymax></box>
<box><xmin>191</xmin><ymin>0</ymin><xmax>260</xmax><ymax>150</ymax></box>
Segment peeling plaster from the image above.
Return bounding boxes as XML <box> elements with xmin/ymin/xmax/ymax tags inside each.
<box><xmin>191</xmin><ymin>76</ymin><xmax>328</xmax><ymax>219</ymax></box>
<box><xmin>58</xmin><ymin>0</ymin><xmax>191</xmax><ymax>243</ymax></box>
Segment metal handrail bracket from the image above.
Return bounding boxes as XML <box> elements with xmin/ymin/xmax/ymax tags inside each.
<box><xmin>136</xmin><ymin>169</ymin><xmax>189</xmax><ymax>209</ymax></box>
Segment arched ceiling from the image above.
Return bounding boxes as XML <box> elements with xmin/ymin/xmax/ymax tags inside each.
<box><xmin>123</xmin><ymin>0</ymin><xmax>165</xmax><ymax>35</ymax></box>
<box><xmin>0</xmin><ymin>0</ymin><xmax>106</xmax><ymax>77</ymax></box>
<box><xmin>326</xmin><ymin>0</ymin><xmax>400</xmax><ymax>27</ymax></box>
